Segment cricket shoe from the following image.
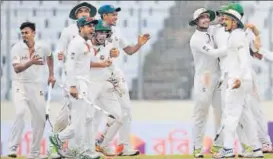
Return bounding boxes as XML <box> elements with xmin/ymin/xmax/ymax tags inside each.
<box><xmin>212</xmin><ymin>148</ymin><xmax>235</xmax><ymax>158</ymax></box>
<box><xmin>193</xmin><ymin>148</ymin><xmax>204</xmax><ymax>158</ymax></box>
<box><xmin>47</xmin><ymin>143</ymin><xmax>62</xmax><ymax>159</ymax></box>
<box><xmin>27</xmin><ymin>154</ymin><xmax>48</xmax><ymax>159</ymax></box>
<box><xmin>210</xmin><ymin>145</ymin><xmax>223</xmax><ymax>154</ymax></box>
<box><xmin>262</xmin><ymin>144</ymin><xmax>273</xmax><ymax>153</ymax></box>
<box><xmin>95</xmin><ymin>136</ymin><xmax>104</xmax><ymax>147</ymax></box>
<box><xmin>96</xmin><ymin>145</ymin><xmax>116</xmax><ymax>156</ymax></box>
<box><xmin>239</xmin><ymin>148</ymin><xmax>264</xmax><ymax>158</ymax></box>
<box><xmin>49</xmin><ymin>134</ymin><xmax>66</xmax><ymax>158</ymax></box>
<box><xmin>116</xmin><ymin>144</ymin><xmax>140</xmax><ymax>156</ymax></box>
<box><xmin>238</xmin><ymin>143</ymin><xmax>253</xmax><ymax>158</ymax></box>
<box><xmin>7</xmin><ymin>146</ymin><xmax>18</xmax><ymax>158</ymax></box>
<box><xmin>79</xmin><ymin>150</ymin><xmax>101</xmax><ymax>159</ymax></box>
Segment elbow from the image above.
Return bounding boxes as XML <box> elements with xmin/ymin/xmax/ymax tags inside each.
<box><xmin>14</xmin><ymin>68</ymin><xmax>21</xmax><ymax>74</ymax></box>
<box><xmin>126</xmin><ymin>51</ymin><xmax>134</xmax><ymax>56</ymax></box>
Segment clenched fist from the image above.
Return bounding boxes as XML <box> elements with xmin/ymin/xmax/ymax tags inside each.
<box><xmin>110</xmin><ymin>48</ymin><xmax>120</xmax><ymax>58</ymax></box>
<box><xmin>58</xmin><ymin>51</ymin><xmax>65</xmax><ymax>61</ymax></box>
<box><xmin>69</xmin><ymin>86</ymin><xmax>78</xmax><ymax>99</ymax></box>
<box><xmin>232</xmin><ymin>78</ymin><xmax>241</xmax><ymax>89</ymax></box>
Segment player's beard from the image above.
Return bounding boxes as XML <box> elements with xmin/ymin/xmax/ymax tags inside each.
<box><xmin>23</xmin><ymin>39</ymin><xmax>28</xmax><ymax>44</ymax></box>
<box><xmin>96</xmin><ymin>34</ymin><xmax>107</xmax><ymax>45</ymax></box>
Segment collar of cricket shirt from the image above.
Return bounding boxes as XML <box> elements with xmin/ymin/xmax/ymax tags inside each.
<box><xmin>21</xmin><ymin>40</ymin><xmax>41</xmax><ymax>51</ymax></box>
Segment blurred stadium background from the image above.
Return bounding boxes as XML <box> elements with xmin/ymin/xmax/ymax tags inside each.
<box><xmin>1</xmin><ymin>1</ymin><xmax>273</xmax><ymax>101</ymax></box>
<box><xmin>1</xmin><ymin>0</ymin><xmax>273</xmax><ymax>157</ymax></box>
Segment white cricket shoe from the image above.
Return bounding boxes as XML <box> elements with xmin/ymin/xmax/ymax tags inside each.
<box><xmin>96</xmin><ymin>145</ymin><xmax>116</xmax><ymax>156</ymax></box>
<box><xmin>241</xmin><ymin>148</ymin><xmax>264</xmax><ymax>158</ymax></box>
<box><xmin>27</xmin><ymin>154</ymin><xmax>48</xmax><ymax>159</ymax></box>
<box><xmin>7</xmin><ymin>146</ymin><xmax>18</xmax><ymax>158</ymax></box>
<box><xmin>47</xmin><ymin>143</ymin><xmax>61</xmax><ymax>159</ymax></box>
<box><xmin>117</xmin><ymin>144</ymin><xmax>140</xmax><ymax>156</ymax></box>
<box><xmin>193</xmin><ymin>148</ymin><xmax>204</xmax><ymax>158</ymax></box>
<box><xmin>80</xmin><ymin>150</ymin><xmax>101</xmax><ymax>159</ymax></box>
<box><xmin>213</xmin><ymin>148</ymin><xmax>235</xmax><ymax>158</ymax></box>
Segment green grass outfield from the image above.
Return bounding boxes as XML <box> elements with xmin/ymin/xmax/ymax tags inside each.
<box><xmin>1</xmin><ymin>154</ymin><xmax>273</xmax><ymax>159</ymax></box>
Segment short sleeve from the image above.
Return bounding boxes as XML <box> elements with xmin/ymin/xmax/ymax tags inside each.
<box><xmin>11</xmin><ymin>44</ymin><xmax>20</xmax><ymax>64</ymax></box>
<box><xmin>43</xmin><ymin>43</ymin><xmax>52</xmax><ymax>57</ymax></box>
<box><xmin>113</xmin><ymin>27</ymin><xmax>129</xmax><ymax>49</ymax></box>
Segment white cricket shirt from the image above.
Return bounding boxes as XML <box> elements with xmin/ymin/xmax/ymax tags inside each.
<box><xmin>225</xmin><ymin>29</ymin><xmax>253</xmax><ymax>80</ymax></box>
<box><xmin>190</xmin><ymin>29</ymin><xmax>226</xmax><ymax>76</ymax></box>
<box><xmin>90</xmin><ymin>41</ymin><xmax>117</xmax><ymax>81</ymax></box>
<box><xmin>66</xmin><ymin>35</ymin><xmax>94</xmax><ymax>86</ymax></box>
<box><xmin>11</xmin><ymin>41</ymin><xmax>51</xmax><ymax>83</ymax></box>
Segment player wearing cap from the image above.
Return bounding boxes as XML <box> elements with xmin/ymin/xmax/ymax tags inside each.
<box><xmin>189</xmin><ymin>8</ymin><xmax>229</xmax><ymax>158</ymax></box>
<box><xmin>212</xmin><ymin>6</ymin><xmax>263</xmax><ymax>158</ymax></box>
<box><xmin>231</xmin><ymin>3</ymin><xmax>273</xmax><ymax>154</ymax></box>
<box><xmin>7</xmin><ymin>21</ymin><xmax>56</xmax><ymax>159</ymax></box>
<box><xmin>47</xmin><ymin>2</ymin><xmax>97</xmax><ymax>158</ymax></box>
<box><xmin>212</xmin><ymin>3</ymin><xmax>272</xmax><ymax>156</ymax></box>
<box><xmin>83</xmin><ymin>19</ymin><xmax>126</xmax><ymax>157</ymax></box>
<box><xmin>93</xmin><ymin>4</ymin><xmax>150</xmax><ymax>156</ymax></box>
<box><xmin>49</xmin><ymin>16</ymin><xmax>100</xmax><ymax>159</ymax></box>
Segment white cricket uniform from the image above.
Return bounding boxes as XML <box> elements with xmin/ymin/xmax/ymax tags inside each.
<box><xmin>57</xmin><ymin>35</ymin><xmax>94</xmax><ymax>151</ymax></box>
<box><xmin>53</xmin><ymin>23</ymin><xmax>79</xmax><ymax>133</ymax></box>
<box><xmin>93</xmin><ymin>25</ymin><xmax>133</xmax><ymax>147</ymax></box>
<box><xmin>86</xmin><ymin>41</ymin><xmax>123</xmax><ymax>149</ymax></box>
<box><xmin>221</xmin><ymin>29</ymin><xmax>260</xmax><ymax>150</ymax></box>
<box><xmin>244</xmin><ymin>28</ymin><xmax>272</xmax><ymax>145</ymax></box>
<box><xmin>190</xmin><ymin>29</ymin><xmax>227</xmax><ymax>150</ymax></box>
<box><xmin>8</xmin><ymin>41</ymin><xmax>51</xmax><ymax>157</ymax></box>
<box><xmin>210</xmin><ymin>24</ymin><xmax>230</xmax><ymax>147</ymax></box>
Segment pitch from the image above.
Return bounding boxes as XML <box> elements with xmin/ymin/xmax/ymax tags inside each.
<box><xmin>1</xmin><ymin>154</ymin><xmax>273</xmax><ymax>159</ymax></box>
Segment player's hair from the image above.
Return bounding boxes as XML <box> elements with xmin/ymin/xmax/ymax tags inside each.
<box><xmin>20</xmin><ymin>22</ymin><xmax>36</xmax><ymax>31</ymax></box>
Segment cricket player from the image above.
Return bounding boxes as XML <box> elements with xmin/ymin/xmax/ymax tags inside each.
<box><xmin>213</xmin><ymin>6</ymin><xmax>263</xmax><ymax>158</ymax></box>
<box><xmin>76</xmin><ymin>19</ymin><xmax>124</xmax><ymax>157</ymax></box>
<box><xmin>93</xmin><ymin>4</ymin><xmax>150</xmax><ymax>156</ymax></box>
<box><xmin>7</xmin><ymin>21</ymin><xmax>56</xmax><ymax>159</ymax></box>
<box><xmin>47</xmin><ymin>2</ymin><xmax>97</xmax><ymax>158</ymax></box>
<box><xmin>218</xmin><ymin>3</ymin><xmax>272</xmax><ymax>155</ymax></box>
<box><xmin>244</xmin><ymin>23</ymin><xmax>273</xmax><ymax>154</ymax></box>
<box><xmin>49</xmin><ymin>16</ymin><xmax>100</xmax><ymax>159</ymax></box>
<box><xmin>189</xmin><ymin>8</ymin><xmax>229</xmax><ymax>158</ymax></box>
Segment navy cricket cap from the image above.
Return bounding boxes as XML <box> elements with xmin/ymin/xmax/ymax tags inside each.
<box><xmin>98</xmin><ymin>5</ymin><xmax>121</xmax><ymax>15</ymax></box>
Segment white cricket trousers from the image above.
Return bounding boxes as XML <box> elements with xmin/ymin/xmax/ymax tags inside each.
<box><xmin>192</xmin><ymin>73</ymin><xmax>222</xmax><ymax>150</ymax></box>
<box><xmin>246</xmin><ymin>81</ymin><xmax>272</xmax><ymax>145</ymax></box>
<box><xmin>57</xmin><ymin>80</ymin><xmax>90</xmax><ymax>151</ymax></box>
<box><xmin>8</xmin><ymin>81</ymin><xmax>46</xmax><ymax>156</ymax></box>
<box><xmin>222</xmin><ymin>79</ymin><xmax>260</xmax><ymax>150</ymax></box>
<box><xmin>53</xmin><ymin>71</ymin><xmax>71</xmax><ymax>133</ymax></box>
<box><xmin>93</xmin><ymin>78</ymin><xmax>132</xmax><ymax>146</ymax></box>
<box><xmin>86</xmin><ymin>80</ymin><xmax>122</xmax><ymax>150</ymax></box>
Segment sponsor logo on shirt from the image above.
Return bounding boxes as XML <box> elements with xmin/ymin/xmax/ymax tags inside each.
<box><xmin>21</xmin><ymin>56</ymin><xmax>28</xmax><ymax>60</ymax></box>
<box><xmin>100</xmin><ymin>55</ymin><xmax>105</xmax><ymax>60</ymax></box>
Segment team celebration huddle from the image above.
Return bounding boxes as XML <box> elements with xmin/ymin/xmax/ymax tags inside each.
<box><xmin>190</xmin><ymin>2</ymin><xmax>273</xmax><ymax>159</ymax></box>
<box><xmin>7</xmin><ymin>1</ymin><xmax>150</xmax><ymax>159</ymax></box>
<box><xmin>5</xmin><ymin>1</ymin><xmax>273</xmax><ymax>159</ymax></box>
